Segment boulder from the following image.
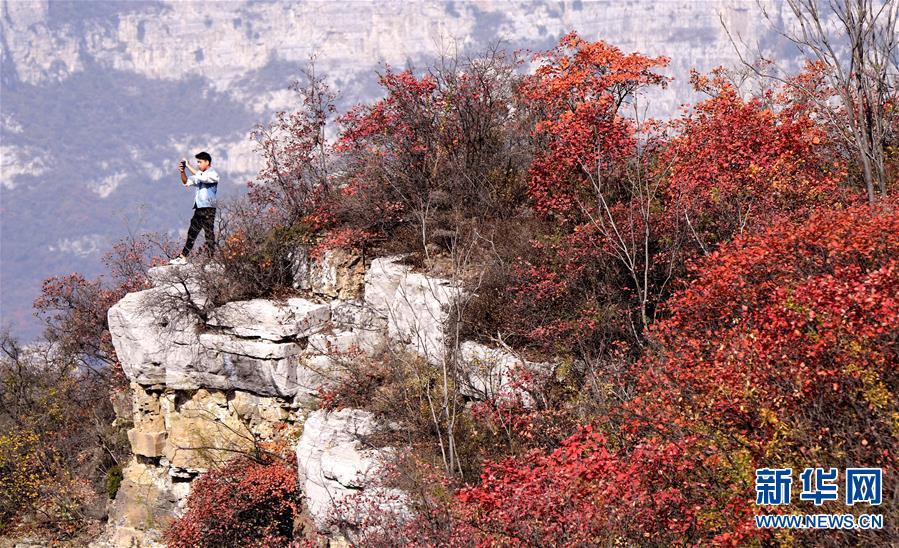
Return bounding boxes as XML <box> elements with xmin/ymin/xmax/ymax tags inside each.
<box><xmin>145</xmin><ymin>263</ymin><xmax>214</xmax><ymax>312</ymax></box>
<box><xmin>458</xmin><ymin>341</ymin><xmax>551</xmax><ymax>403</ymax></box>
<box><xmin>206</xmin><ymin>297</ymin><xmax>330</xmax><ymax>340</ymax></box>
<box><xmin>362</xmin><ymin>255</ymin><xmax>466</xmax><ymax>364</ymax></box>
<box><xmin>306</xmin><ymin>330</ymin><xmax>362</xmax><ymax>362</ymax></box>
<box><xmin>147</xmin><ymin>263</ymin><xmax>199</xmax><ymax>286</ymax></box>
<box><xmin>330</xmin><ymin>299</ymin><xmax>380</xmax><ymax>330</ymax></box>
<box><xmin>305</xmin><ymin>328</ymin><xmax>380</xmax><ymax>368</ymax></box>
<box><xmin>98</xmin><ymin>384</ymin><xmax>298</xmax><ymax>545</ymax></box>
<box><xmin>328</xmin><ymin>299</ymin><xmax>388</xmax><ymax>355</ymax></box>
<box><xmin>103</xmin><ymin>252</ymin><xmax>520</xmax><ymax>545</ymax></box>
<box><xmin>199</xmin><ymin>334</ymin><xmax>304</xmax><ymax>360</ymax></box>
<box><xmin>363</xmin><ymin>255</ymin><xmax>412</xmax><ymax>318</ymax></box>
<box><xmin>292</xmin><ymin>362</ymin><xmax>333</xmax><ymax>407</ymax></box>
<box><xmin>107</xmin><ymin>286</ymin><xmax>204</xmax><ymax>386</ymax></box>
<box><xmin>296</xmin><ymin>408</ymin><xmax>404</xmax><ymax>531</ymax></box>
<box><xmin>110</xmin><ymin>290</ymin><xmax>322</xmax><ymax>397</ymax></box>
<box><xmin>110</xmin><ymin>388</ymin><xmax>133</xmax><ymax>429</ymax></box>
<box><xmin>388</xmin><ymin>272</ymin><xmax>465</xmax><ymax>364</ymax></box>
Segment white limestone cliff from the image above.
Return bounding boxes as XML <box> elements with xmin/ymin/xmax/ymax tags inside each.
<box><xmin>97</xmin><ymin>251</ymin><xmax>548</xmax><ymax>546</ymax></box>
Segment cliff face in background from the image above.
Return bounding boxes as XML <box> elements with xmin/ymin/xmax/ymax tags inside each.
<box><xmin>94</xmin><ymin>251</ymin><xmax>536</xmax><ymax>546</ymax></box>
<box><xmin>0</xmin><ymin>0</ymin><xmax>794</xmax><ymax>340</ymax></box>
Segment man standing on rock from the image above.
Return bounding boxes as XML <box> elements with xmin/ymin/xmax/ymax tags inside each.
<box><xmin>170</xmin><ymin>151</ymin><xmax>219</xmax><ymax>265</ymax></box>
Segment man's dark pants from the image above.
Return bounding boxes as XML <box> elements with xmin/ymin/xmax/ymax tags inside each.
<box><xmin>182</xmin><ymin>205</ymin><xmax>216</xmax><ymax>256</ymax></box>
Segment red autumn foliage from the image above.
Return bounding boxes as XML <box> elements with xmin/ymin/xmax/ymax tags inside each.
<box><xmin>332</xmin><ymin>67</ymin><xmax>454</xmax><ymax>248</ymax></box>
<box><xmin>454</xmin><ymin>428</ymin><xmax>752</xmax><ymax>546</ymax></box>
<box><xmin>165</xmin><ymin>454</ymin><xmax>300</xmax><ymax>548</ymax></box>
<box><xmin>635</xmin><ymin>198</ymin><xmax>899</xmax><ymax>465</ymax></box>
<box><xmin>520</xmin><ymin>31</ymin><xmax>669</xmax><ymax>224</ymax></box>
<box><xmin>665</xmin><ymin>70</ymin><xmax>851</xmax><ymax>253</ymax></box>
<box><xmin>248</xmin><ymin>67</ymin><xmax>336</xmax><ymax>227</ymax></box>
<box><xmin>311</xmin><ymin>226</ymin><xmax>378</xmax><ymax>257</ymax></box>
<box><xmin>454</xmin><ymin>199</ymin><xmax>898</xmax><ymax>545</ymax></box>
<box><xmin>509</xmin><ymin>33</ymin><xmax>673</xmax><ymax>353</ymax></box>
<box><xmin>331</xmin><ymin>48</ymin><xmax>529</xmax><ymax>256</ymax></box>
<box><xmin>508</xmin><ymin>60</ymin><xmax>858</xmax><ymax>357</ymax></box>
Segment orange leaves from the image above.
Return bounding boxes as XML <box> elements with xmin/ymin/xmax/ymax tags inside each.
<box><xmin>311</xmin><ymin>227</ymin><xmax>378</xmax><ymax>257</ymax></box>
<box><xmin>521</xmin><ymin>32</ymin><xmax>668</xmax><ymax>222</ymax></box>
<box><xmin>523</xmin><ymin>32</ymin><xmax>669</xmax><ymax>110</ymax></box>
<box><xmin>664</xmin><ymin>73</ymin><xmax>852</xmax><ymax>254</ymax></box>
<box><xmin>222</xmin><ymin>230</ymin><xmax>247</xmax><ymax>260</ymax></box>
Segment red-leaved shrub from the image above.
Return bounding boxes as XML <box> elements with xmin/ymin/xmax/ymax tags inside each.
<box><xmin>165</xmin><ymin>454</ymin><xmax>300</xmax><ymax>548</ymax></box>
<box><xmin>452</xmin><ymin>199</ymin><xmax>898</xmax><ymax>545</ymax></box>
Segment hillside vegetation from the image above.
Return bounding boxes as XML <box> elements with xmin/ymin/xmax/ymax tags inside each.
<box><xmin>2</xmin><ymin>27</ymin><xmax>897</xmax><ymax>546</ymax></box>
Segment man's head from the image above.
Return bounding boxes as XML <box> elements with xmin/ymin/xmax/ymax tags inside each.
<box><xmin>195</xmin><ymin>151</ymin><xmax>212</xmax><ymax>171</ymax></box>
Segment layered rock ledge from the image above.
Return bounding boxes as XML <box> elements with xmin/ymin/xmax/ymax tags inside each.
<box><xmin>96</xmin><ymin>253</ymin><xmax>547</xmax><ymax>546</ymax></box>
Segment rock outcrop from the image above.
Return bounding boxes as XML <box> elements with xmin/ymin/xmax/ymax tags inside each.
<box><xmin>309</xmin><ymin>248</ymin><xmax>366</xmax><ymax>300</ymax></box>
<box><xmin>365</xmin><ymin>256</ymin><xmax>465</xmax><ymax>365</ymax></box>
<box><xmin>206</xmin><ymin>297</ymin><xmax>331</xmax><ymax>340</ymax></box>
<box><xmin>108</xmin><ymin>267</ymin><xmax>337</xmax><ymax>403</ymax></box>
<box><xmin>458</xmin><ymin>341</ymin><xmax>553</xmax><ymax>403</ymax></box>
<box><xmin>100</xmin><ymin>459</ymin><xmax>186</xmax><ymax>548</ymax></box>
<box><xmin>99</xmin><ymin>252</ymin><xmax>548</xmax><ymax>546</ymax></box>
<box><xmin>296</xmin><ymin>409</ymin><xmax>406</xmax><ymax>532</ymax></box>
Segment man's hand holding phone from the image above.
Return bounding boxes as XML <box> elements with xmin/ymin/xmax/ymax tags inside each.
<box><xmin>179</xmin><ymin>158</ymin><xmax>189</xmax><ymax>188</ymax></box>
